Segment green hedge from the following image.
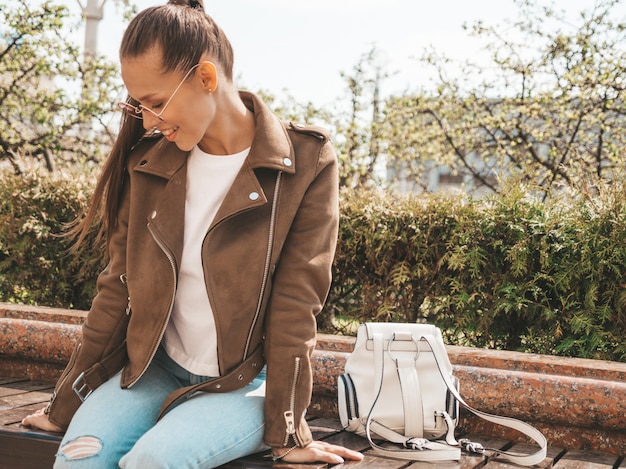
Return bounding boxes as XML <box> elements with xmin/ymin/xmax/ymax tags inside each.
<box><xmin>2</xmin><ymin>169</ymin><xmax>625</xmax><ymax>362</ymax></box>
<box><xmin>330</xmin><ymin>186</ymin><xmax>626</xmax><ymax>361</ymax></box>
<box><xmin>0</xmin><ymin>169</ymin><xmax>104</xmax><ymax>310</ymax></box>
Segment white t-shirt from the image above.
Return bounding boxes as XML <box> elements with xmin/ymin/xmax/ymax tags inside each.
<box><xmin>163</xmin><ymin>145</ymin><xmax>249</xmax><ymax>376</ymax></box>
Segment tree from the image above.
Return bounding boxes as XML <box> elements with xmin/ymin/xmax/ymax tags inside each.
<box><xmin>334</xmin><ymin>47</ymin><xmax>389</xmax><ymax>188</ymax></box>
<box><xmin>258</xmin><ymin>47</ymin><xmax>390</xmax><ymax>190</ymax></box>
<box><xmin>255</xmin><ymin>88</ymin><xmax>334</xmax><ymax>129</ymax></box>
<box><xmin>0</xmin><ymin>0</ymin><xmax>123</xmax><ymax>173</ymax></box>
<box><xmin>383</xmin><ymin>0</ymin><xmax>626</xmax><ymax>196</ymax></box>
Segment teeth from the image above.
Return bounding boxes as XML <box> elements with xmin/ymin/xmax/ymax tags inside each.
<box><xmin>162</xmin><ymin>126</ymin><xmax>178</xmax><ymax>136</ymax></box>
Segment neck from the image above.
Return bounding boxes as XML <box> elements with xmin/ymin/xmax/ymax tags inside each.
<box><xmin>197</xmin><ymin>85</ymin><xmax>255</xmax><ymax>155</ymax></box>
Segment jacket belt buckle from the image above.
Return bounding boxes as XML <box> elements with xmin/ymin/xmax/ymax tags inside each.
<box><xmin>72</xmin><ymin>372</ymin><xmax>93</xmax><ymax>402</ymax></box>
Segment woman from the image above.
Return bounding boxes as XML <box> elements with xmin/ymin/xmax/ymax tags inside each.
<box><xmin>22</xmin><ymin>1</ymin><xmax>363</xmax><ymax>467</ymax></box>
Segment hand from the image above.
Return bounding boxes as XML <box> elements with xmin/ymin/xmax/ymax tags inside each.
<box><xmin>272</xmin><ymin>441</ymin><xmax>363</xmax><ymax>465</ymax></box>
<box><xmin>21</xmin><ymin>407</ymin><xmax>63</xmax><ymax>432</ymax></box>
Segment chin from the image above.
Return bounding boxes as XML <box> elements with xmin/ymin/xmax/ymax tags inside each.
<box><xmin>174</xmin><ymin>141</ymin><xmax>195</xmax><ymax>152</ymax></box>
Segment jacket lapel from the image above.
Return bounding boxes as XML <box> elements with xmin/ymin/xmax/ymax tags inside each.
<box><xmin>211</xmin><ymin>91</ymin><xmax>296</xmax><ymax>229</ymax></box>
<box><xmin>130</xmin><ymin>91</ymin><xmax>297</xmax><ymax>259</ymax></box>
<box><xmin>133</xmin><ymin>138</ymin><xmax>187</xmax><ymax>265</ymax></box>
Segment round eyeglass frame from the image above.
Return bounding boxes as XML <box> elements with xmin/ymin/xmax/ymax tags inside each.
<box><xmin>118</xmin><ymin>63</ymin><xmax>201</xmax><ymax>121</ymax></box>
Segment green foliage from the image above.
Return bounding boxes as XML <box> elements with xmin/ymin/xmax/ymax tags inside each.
<box><xmin>2</xmin><ymin>170</ymin><xmax>626</xmax><ymax>362</ymax></box>
<box><xmin>328</xmin><ymin>183</ymin><xmax>626</xmax><ymax>362</ymax></box>
<box><xmin>0</xmin><ymin>168</ymin><xmax>104</xmax><ymax>309</ymax></box>
<box><xmin>260</xmin><ymin>1</ymin><xmax>626</xmax><ymax>195</ymax></box>
<box><xmin>0</xmin><ymin>0</ymin><xmax>122</xmax><ymax>173</ymax></box>
<box><xmin>333</xmin><ymin>47</ymin><xmax>388</xmax><ymax>189</ymax></box>
<box><xmin>1</xmin><ymin>0</ymin><xmax>625</xmax><ymax>363</ymax></box>
<box><xmin>380</xmin><ymin>0</ymin><xmax>626</xmax><ymax>195</ymax></box>
<box><xmin>258</xmin><ymin>46</ymin><xmax>389</xmax><ymax>190</ymax></box>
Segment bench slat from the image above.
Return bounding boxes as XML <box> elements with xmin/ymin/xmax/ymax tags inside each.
<box><xmin>483</xmin><ymin>443</ymin><xmax>564</xmax><ymax>469</ymax></box>
<box><xmin>1</xmin><ymin>377</ymin><xmax>625</xmax><ymax>469</ymax></box>
<box><xmin>219</xmin><ymin>458</ymin><xmax>328</xmax><ymax>468</ymax></box>
<box><xmin>0</xmin><ymin>381</ymin><xmax>53</xmax><ymax>398</ymax></box>
<box><xmin>0</xmin><ymin>402</ymin><xmax>53</xmax><ymax>426</ymax></box>
<box><xmin>0</xmin><ymin>431</ymin><xmax>58</xmax><ymax>469</ymax></box>
<box><xmin>0</xmin><ymin>378</ymin><xmax>29</xmax><ymax>386</ymax></box>
<box><xmin>0</xmin><ymin>390</ymin><xmax>51</xmax><ymax>412</ymax></box>
<box><xmin>554</xmin><ymin>450</ymin><xmax>620</xmax><ymax>469</ymax></box>
<box><xmin>447</xmin><ymin>435</ymin><xmax>512</xmax><ymax>469</ymax></box>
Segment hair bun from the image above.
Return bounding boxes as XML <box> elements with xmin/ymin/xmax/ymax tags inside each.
<box><xmin>167</xmin><ymin>0</ymin><xmax>204</xmax><ymax>11</ymax></box>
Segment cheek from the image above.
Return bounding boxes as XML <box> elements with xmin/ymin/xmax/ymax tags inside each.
<box><xmin>173</xmin><ymin>102</ymin><xmax>213</xmax><ymax>150</ymax></box>
<box><xmin>182</xmin><ymin>98</ymin><xmax>212</xmax><ymax>128</ymax></box>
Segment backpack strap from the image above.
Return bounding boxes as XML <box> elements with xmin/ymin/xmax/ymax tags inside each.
<box><xmin>423</xmin><ymin>334</ymin><xmax>548</xmax><ymax>466</ymax></box>
<box><xmin>362</xmin><ymin>330</ymin><xmax>548</xmax><ymax>465</ymax></box>
<box><xmin>397</xmin><ymin>353</ymin><xmax>423</xmax><ymax>437</ymax></box>
<box><xmin>364</xmin><ymin>332</ymin><xmax>461</xmax><ymax>461</ymax></box>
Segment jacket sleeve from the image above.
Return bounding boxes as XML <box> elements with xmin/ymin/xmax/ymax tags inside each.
<box><xmin>262</xmin><ymin>133</ymin><xmax>339</xmax><ymax>448</ymax></box>
<box><xmin>46</xmin><ymin>174</ymin><xmax>131</xmax><ymax>429</ymax></box>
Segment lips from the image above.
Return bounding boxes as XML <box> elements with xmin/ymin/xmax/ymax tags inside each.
<box><xmin>161</xmin><ymin>126</ymin><xmax>179</xmax><ymax>140</ymax></box>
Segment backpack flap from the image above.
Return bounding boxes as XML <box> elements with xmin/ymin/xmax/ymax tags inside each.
<box><xmin>342</xmin><ymin>323</ymin><xmax>457</xmax><ymax>439</ymax></box>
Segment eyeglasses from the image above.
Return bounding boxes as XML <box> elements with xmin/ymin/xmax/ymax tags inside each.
<box><xmin>118</xmin><ymin>63</ymin><xmax>200</xmax><ymax>122</ymax></box>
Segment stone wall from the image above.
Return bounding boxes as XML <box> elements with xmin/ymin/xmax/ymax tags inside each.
<box><xmin>1</xmin><ymin>303</ymin><xmax>625</xmax><ymax>454</ymax></box>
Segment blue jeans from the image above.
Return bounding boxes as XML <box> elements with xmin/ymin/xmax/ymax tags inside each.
<box><xmin>54</xmin><ymin>346</ymin><xmax>267</xmax><ymax>469</ymax></box>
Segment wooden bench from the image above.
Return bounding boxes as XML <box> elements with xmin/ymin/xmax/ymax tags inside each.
<box><xmin>2</xmin><ymin>303</ymin><xmax>626</xmax><ymax>466</ymax></box>
<box><xmin>1</xmin><ymin>376</ymin><xmax>625</xmax><ymax>469</ymax></box>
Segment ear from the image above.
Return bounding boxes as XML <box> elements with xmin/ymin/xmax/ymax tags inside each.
<box><xmin>198</xmin><ymin>61</ymin><xmax>218</xmax><ymax>93</ymax></box>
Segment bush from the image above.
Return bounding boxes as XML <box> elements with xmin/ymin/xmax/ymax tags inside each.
<box><xmin>0</xmin><ymin>167</ymin><xmax>103</xmax><ymax>309</ymax></box>
<box><xmin>329</xmin><ymin>184</ymin><xmax>626</xmax><ymax>362</ymax></box>
<box><xmin>2</xmin><ymin>168</ymin><xmax>625</xmax><ymax>362</ymax></box>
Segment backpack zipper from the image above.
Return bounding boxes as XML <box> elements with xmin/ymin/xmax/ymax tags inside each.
<box><xmin>340</xmin><ymin>373</ymin><xmax>358</xmax><ymax>420</ymax></box>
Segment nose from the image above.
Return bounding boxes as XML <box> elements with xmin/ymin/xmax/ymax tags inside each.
<box><xmin>142</xmin><ymin>113</ymin><xmax>161</xmax><ymax>131</ymax></box>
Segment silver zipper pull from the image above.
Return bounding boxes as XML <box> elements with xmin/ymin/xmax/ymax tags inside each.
<box><xmin>125</xmin><ymin>298</ymin><xmax>131</xmax><ymax>315</ymax></box>
<box><xmin>459</xmin><ymin>438</ymin><xmax>485</xmax><ymax>454</ymax></box>
<box><xmin>284</xmin><ymin>410</ymin><xmax>295</xmax><ymax>434</ymax></box>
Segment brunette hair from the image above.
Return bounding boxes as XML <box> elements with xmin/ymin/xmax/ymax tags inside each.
<box><xmin>69</xmin><ymin>0</ymin><xmax>234</xmax><ymax>250</ymax></box>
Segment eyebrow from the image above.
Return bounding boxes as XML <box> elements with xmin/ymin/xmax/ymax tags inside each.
<box><xmin>134</xmin><ymin>92</ymin><xmax>158</xmax><ymax>103</ymax></box>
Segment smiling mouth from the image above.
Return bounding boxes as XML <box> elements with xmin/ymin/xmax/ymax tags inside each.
<box><xmin>162</xmin><ymin>126</ymin><xmax>179</xmax><ymax>137</ymax></box>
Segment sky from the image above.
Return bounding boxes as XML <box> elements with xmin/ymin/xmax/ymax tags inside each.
<box><xmin>59</xmin><ymin>0</ymin><xmax>623</xmax><ymax>107</ymax></box>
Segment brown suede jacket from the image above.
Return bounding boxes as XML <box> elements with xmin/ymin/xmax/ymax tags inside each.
<box><xmin>46</xmin><ymin>91</ymin><xmax>339</xmax><ymax>449</ymax></box>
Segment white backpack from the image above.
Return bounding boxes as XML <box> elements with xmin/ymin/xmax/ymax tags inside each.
<box><xmin>337</xmin><ymin>323</ymin><xmax>547</xmax><ymax>464</ymax></box>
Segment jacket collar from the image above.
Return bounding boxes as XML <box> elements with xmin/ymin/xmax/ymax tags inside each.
<box><xmin>133</xmin><ymin>91</ymin><xmax>295</xmax><ymax>178</ymax></box>
<box><xmin>240</xmin><ymin>91</ymin><xmax>295</xmax><ymax>173</ymax></box>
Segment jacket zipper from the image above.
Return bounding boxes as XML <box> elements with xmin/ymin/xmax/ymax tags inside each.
<box><xmin>244</xmin><ymin>171</ymin><xmax>282</xmax><ymax>360</ymax></box>
<box><xmin>46</xmin><ymin>342</ymin><xmax>82</xmax><ymax>413</ymax></box>
<box><xmin>128</xmin><ymin>171</ymin><xmax>280</xmax><ymax>386</ymax></box>
<box><xmin>126</xmin><ymin>222</ymin><xmax>177</xmax><ymax>388</ymax></box>
<box><xmin>49</xmin><ymin>272</ymin><xmax>130</xmax><ymax>411</ymax></box>
<box><xmin>120</xmin><ymin>273</ymin><xmax>131</xmax><ymax>315</ymax></box>
<box><xmin>283</xmin><ymin>356</ymin><xmax>302</xmax><ymax>447</ymax></box>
